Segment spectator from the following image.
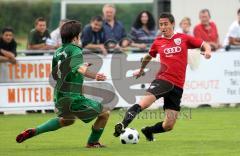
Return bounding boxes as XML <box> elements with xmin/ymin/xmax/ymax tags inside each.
<box><xmin>193</xmin><ymin>9</ymin><xmax>221</xmax><ymax>51</ymax></box>
<box><xmin>50</xmin><ymin>19</ymin><xmax>69</xmax><ymax>47</ymax></box>
<box><xmin>102</xmin><ymin>4</ymin><xmax>146</xmax><ymax>50</ymax></box>
<box><xmin>102</xmin><ymin>4</ymin><xmax>126</xmax><ymax>42</ymax></box>
<box><xmin>0</xmin><ymin>27</ymin><xmax>17</xmax><ymax>64</ymax></box>
<box><xmin>224</xmin><ymin>8</ymin><xmax>240</xmax><ymax>48</ymax></box>
<box><xmin>130</xmin><ymin>10</ymin><xmax>157</xmax><ymax>44</ymax></box>
<box><xmin>176</xmin><ymin>17</ymin><xmax>193</xmax><ymax>36</ymax></box>
<box><xmin>27</xmin><ymin>17</ymin><xmax>56</xmax><ymax>51</ymax></box>
<box><xmin>81</xmin><ymin>16</ymin><xmax>107</xmax><ymax>55</ymax></box>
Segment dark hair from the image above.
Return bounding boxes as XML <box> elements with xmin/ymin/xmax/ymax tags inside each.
<box><xmin>159</xmin><ymin>12</ymin><xmax>175</xmax><ymax>24</ymax></box>
<box><xmin>2</xmin><ymin>27</ymin><xmax>14</xmax><ymax>34</ymax></box>
<box><xmin>133</xmin><ymin>11</ymin><xmax>155</xmax><ymax>30</ymax></box>
<box><xmin>60</xmin><ymin>20</ymin><xmax>81</xmax><ymax>44</ymax></box>
<box><xmin>200</xmin><ymin>9</ymin><xmax>211</xmax><ymax>18</ymax></box>
<box><xmin>237</xmin><ymin>8</ymin><xmax>240</xmax><ymax>15</ymax></box>
<box><xmin>35</xmin><ymin>17</ymin><xmax>46</xmax><ymax>25</ymax></box>
<box><xmin>91</xmin><ymin>15</ymin><xmax>103</xmax><ymax>22</ymax></box>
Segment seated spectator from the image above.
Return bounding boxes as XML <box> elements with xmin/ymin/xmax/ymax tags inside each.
<box><xmin>27</xmin><ymin>17</ymin><xmax>56</xmax><ymax>52</ymax></box>
<box><xmin>193</xmin><ymin>9</ymin><xmax>221</xmax><ymax>51</ymax></box>
<box><xmin>0</xmin><ymin>27</ymin><xmax>17</xmax><ymax>64</ymax></box>
<box><xmin>130</xmin><ymin>10</ymin><xmax>157</xmax><ymax>44</ymax></box>
<box><xmin>50</xmin><ymin>19</ymin><xmax>69</xmax><ymax>47</ymax></box>
<box><xmin>176</xmin><ymin>17</ymin><xmax>193</xmax><ymax>36</ymax></box>
<box><xmin>224</xmin><ymin>8</ymin><xmax>240</xmax><ymax>48</ymax></box>
<box><xmin>81</xmin><ymin>16</ymin><xmax>107</xmax><ymax>55</ymax></box>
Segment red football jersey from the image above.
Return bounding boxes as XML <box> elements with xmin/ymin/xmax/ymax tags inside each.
<box><xmin>149</xmin><ymin>33</ymin><xmax>203</xmax><ymax>88</ymax></box>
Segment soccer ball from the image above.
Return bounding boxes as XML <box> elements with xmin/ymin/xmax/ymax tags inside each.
<box><xmin>120</xmin><ymin>128</ymin><xmax>140</xmax><ymax>144</ymax></box>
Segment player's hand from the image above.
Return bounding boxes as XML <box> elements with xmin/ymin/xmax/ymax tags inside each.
<box><xmin>95</xmin><ymin>73</ymin><xmax>106</xmax><ymax>81</ymax></box>
<box><xmin>83</xmin><ymin>62</ymin><xmax>93</xmax><ymax>67</ymax></box>
<box><xmin>133</xmin><ymin>69</ymin><xmax>145</xmax><ymax>79</ymax></box>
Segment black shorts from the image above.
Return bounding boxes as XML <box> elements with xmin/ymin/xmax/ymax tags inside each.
<box><xmin>146</xmin><ymin>79</ymin><xmax>183</xmax><ymax>111</ymax></box>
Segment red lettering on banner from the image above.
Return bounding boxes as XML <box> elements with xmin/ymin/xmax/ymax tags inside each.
<box><xmin>28</xmin><ymin>64</ymin><xmax>33</xmax><ymax>79</ymax></box>
<box><xmin>21</xmin><ymin>88</ymin><xmax>26</xmax><ymax>102</ymax></box>
<box><xmin>6</xmin><ymin>63</ymin><xmax>52</xmax><ymax>80</ymax></box>
<box><xmin>8</xmin><ymin>64</ymin><xmax>13</xmax><ymax>80</ymax></box>
<box><xmin>28</xmin><ymin>88</ymin><xmax>32</xmax><ymax>102</ymax></box>
<box><xmin>45</xmin><ymin>64</ymin><xmax>51</xmax><ymax>78</ymax></box>
<box><xmin>39</xmin><ymin>63</ymin><xmax>44</xmax><ymax>78</ymax></box>
<box><xmin>46</xmin><ymin>87</ymin><xmax>52</xmax><ymax>101</ymax></box>
<box><xmin>8</xmin><ymin>89</ymin><xmax>15</xmax><ymax>103</ymax></box>
<box><xmin>7</xmin><ymin>87</ymin><xmax>53</xmax><ymax>103</ymax></box>
<box><xmin>21</xmin><ymin>64</ymin><xmax>27</xmax><ymax>78</ymax></box>
<box><xmin>40</xmin><ymin>88</ymin><xmax>44</xmax><ymax>102</ymax></box>
<box><xmin>182</xmin><ymin>93</ymin><xmax>212</xmax><ymax>103</ymax></box>
<box><xmin>184</xmin><ymin>80</ymin><xmax>219</xmax><ymax>90</ymax></box>
<box><xmin>34</xmin><ymin>88</ymin><xmax>39</xmax><ymax>102</ymax></box>
<box><xmin>15</xmin><ymin>64</ymin><xmax>20</xmax><ymax>79</ymax></box>
<box><xmin>17</xmin><ymin>88</ymin><xmax>20</xmax><ymax>102</ymax></box>
<box><xmin>34</xmin><ymin>64</ymin><xmax>38</xmax><ymax>78</ymax></box>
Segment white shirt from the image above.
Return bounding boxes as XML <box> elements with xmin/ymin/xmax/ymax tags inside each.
<box><xmin>175</xmin><ymin>27</ymin><xmax>193</xmax><ymax>36</ymax></box>
<box><xmin>50</xmin><ymin>28</ymin><xmax>61</xmax><ymax>46</ymax></box>
<box><xmin>223</xmin><ymin>21</ymin><xmax>240</xmax><ymax>46</ymax></box>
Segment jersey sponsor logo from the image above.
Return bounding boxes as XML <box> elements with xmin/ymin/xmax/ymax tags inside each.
<box><xmin>163</xmin><ymin>46</ymin><xmax>182</xmax><ymax>55</ymax></box>
<box><xmin>174</xmin><ymin>38</ymin><xmax>181</xmax><ymax>45</ymax></box>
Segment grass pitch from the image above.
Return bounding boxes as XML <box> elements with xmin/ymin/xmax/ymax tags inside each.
<box><xmin>0</xmin><ymin>107</ymin><xmax>240</xmax><ymax>156</ymax></box>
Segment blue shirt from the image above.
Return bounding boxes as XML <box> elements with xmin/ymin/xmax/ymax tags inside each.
<box><xmin>103</xmin><ymin>20</ymin><xmax>127</xmax><ymax>42</ymax></box>
<box><xmin>130</xmin><ymin>27</ymin><xmax>157</xmax><ymax>44</ymax></box>
<box><xmin>81</xmin><ymin>24</ymin><xmax>106</xmax><ymax>47</ymax></box>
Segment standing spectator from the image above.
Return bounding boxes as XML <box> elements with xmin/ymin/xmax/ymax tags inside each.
<box><xmin>27</xmin><ymin>17</ymin><xmax>56</xmax><ymax>51</ymax></box>
<box><xmin>0</xmin><ymin>27</ymin><xmax>17</xmax><ymax>64</ymax></box>
<box><xmin>176</xmin><ymin>17</ymin><xmax>193</xmax><ymax>36</ymax></box>
<box><xmin>130</xmin><ymin>11</ymin><xmax>157</xmax><ymax>44</ymax></box>
<box><xmin>50</xmin><ymin>19</ymin><xmax>69</xmax><ymax>47</ymax></box>
<box><xmin>193</xmin><ymin>9</ymin><xmax>221</xmax><ymax>51</ymax></box>
<box><xmin>224</xmin><ymin>8</ymin><xmax>240</xmax><ymax>47</ymax></box>
<box><xmin>81</xmin><ymin>16</ymin><xmax>107</xmax><ymax>55</ymax></box>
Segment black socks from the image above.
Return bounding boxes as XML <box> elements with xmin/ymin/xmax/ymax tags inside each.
<box><xmin>147</xmin><ymin>121</ymin><xmax>165</xmax><ymax>133</ymax></box>
<box><xmin>122</xmin><ymin>104</ymin><xmax>142</xmax><ymax>128</ymax></box>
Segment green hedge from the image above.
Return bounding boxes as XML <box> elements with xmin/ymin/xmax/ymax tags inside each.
<box><xmin>0</xmin><ymin>0</ymin><xmax>153</xmax><ymax>38</ymax></box>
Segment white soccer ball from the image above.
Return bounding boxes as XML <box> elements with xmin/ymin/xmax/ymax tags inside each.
<box><xmin>120</xmin><ymin>128</ymin><xmax>140</xmax><ymax>144</ymax></box>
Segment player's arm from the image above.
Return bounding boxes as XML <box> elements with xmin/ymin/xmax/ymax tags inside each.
<box><xmin>78</xmin><ymin>63</ymin><xmax>106</xmax><ymax>81</ymax></box>
<box><xmin>134</xmin><ymin>54</ymin><xmax>152</xmax><ymax>79</ymax></box>
<box><xmin>201</xmin><ymin>42</ymin><xmax>211</xmax><ymax>59</ymax></box>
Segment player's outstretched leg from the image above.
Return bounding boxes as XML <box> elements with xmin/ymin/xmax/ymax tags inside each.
<box><xmin>114</xmin><ymin>93</ymin><xmax>156</xmax><ymax>137</ymax></box>
<box><xmin>16</xmin><ymin>117</ymin><xmax>75</xmax><ymax>143</ymax></box>
<box><xmin>86</xmin><ymin>111</ymin><xmax>110</xmax><ymax>148</ymax></box>
<box><xmin>141</xmin><ymin>109</ymin><xmax>178</xmax><ymax>141</ymax></box>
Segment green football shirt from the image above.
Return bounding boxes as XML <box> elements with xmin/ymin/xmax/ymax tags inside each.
<box><xmin>52</xmin><ymin>43</ymin><xmax>84</xmax><ymax>96</ymax></box>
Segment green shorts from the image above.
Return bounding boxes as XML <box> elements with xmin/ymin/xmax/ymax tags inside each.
<box><xmin>55</xmin><ymin>94</ymin><xmax>103</xmax><ymax>123</ymax></box>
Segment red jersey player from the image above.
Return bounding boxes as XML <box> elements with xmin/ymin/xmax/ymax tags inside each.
<box><xmin>114</xmin><ymin>13</ymin><xmax>211</xmax><ymax>141</ymax></box>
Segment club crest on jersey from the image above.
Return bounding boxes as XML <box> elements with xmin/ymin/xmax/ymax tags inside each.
<box><xmin>174</xmin><ymin>38</ymin><xmax>181</xmax><ymax>45</ymax></box>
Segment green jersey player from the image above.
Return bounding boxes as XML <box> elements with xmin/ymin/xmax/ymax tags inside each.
<box><xmin>16</xmin><ymin>20</ymin><xmax>109</xmax><ymax>148</ymax></box>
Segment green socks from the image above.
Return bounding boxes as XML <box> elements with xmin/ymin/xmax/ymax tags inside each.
<box><xmin>35</xmin><ymin>117</ymin><xmax>62</xmax><ymax>135</ymax></box>
<box><xmin>34</xmin><ymin>118</ymin><xmax>104</xmax><ymax>144</ymax></box>
<box><xmin>87</xmin><ymin>127</ymin><xmax>104</xmax><ymax>144</ymax></box>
